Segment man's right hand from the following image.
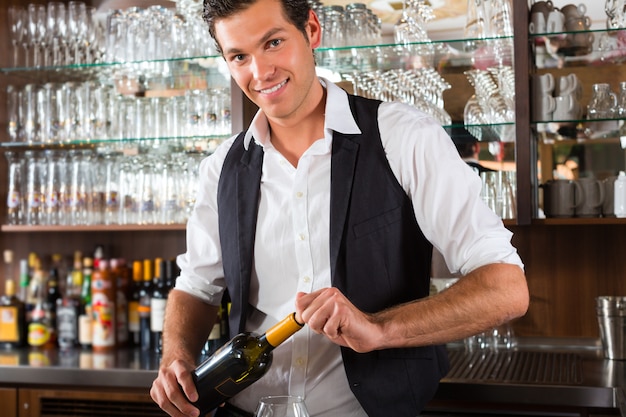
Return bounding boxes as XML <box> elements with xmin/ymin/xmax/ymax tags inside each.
<box><xmin>151</xmin><ymin>358</ymin><xmax>201</xmax><ymax>417</ymax></box>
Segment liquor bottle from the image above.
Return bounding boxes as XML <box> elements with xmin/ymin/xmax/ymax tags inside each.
<box><xmin>78</xmin><ymin>257</ymin><xmax>93</xmax><ymax>349</ymax></box>
<box><xmin>112</xmin><ymin>258</ymin><xmax>129</xmax><ymax>348</ymax></box>
<box><xmin>128</xmin><ymin>260</ymin><xmax>143</xmax><ymax>347</ymax></box>
<box><xmin>138</xmin><ymin>259</ymin><xmax>153</xmax><ymax>351</ymax></box>
<box><xmin>18</xmin><ymin>259</ymin><xmax>29</xmax><ymax>304</ymax></box>
<box><xmin>56</xmin><ymin>257</ymin><xmax>82</xmax><ymax>349</ymax></box>
<box><xmin>4</xmin><ymin>250</ymin><xmax>14</xmax><ymax>282</ymax></box>
<box><xmin>27</xmin><ymin>269</ymin><xmax>54</xmax><ymax>349</ymax></box>
<box><xmin>0</xmin><ymin>279</ymin><xmax>26</xmax><ymax>348</ymax></box>
<box><xmin>189</xmin><ymin>313</ymin><xmax>304</xmax><ymax>416</ymax></box>
<box><xmin>150</xmin><ymin>258</ymin><xmax>167</xmax><ymax>353</ymax></box>
<box><xmin>92</xmin><ymin>259</ymin><xmax>116</xmax><ymax>351</ymax></box>
<box><xmin>44</xmin><ymin>269</ymin><xmax>61</xmax><ymax>345</ymax></box>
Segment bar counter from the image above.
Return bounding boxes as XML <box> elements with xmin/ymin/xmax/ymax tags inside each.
<box><xmin>0</xmin><ymin>338</ymin><xmax>624</xmax><ymax>416</ymax></box>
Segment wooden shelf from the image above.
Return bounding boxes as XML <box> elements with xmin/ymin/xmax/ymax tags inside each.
<box><xmin>0</xmin><ymin>224</ymin><xmax>186</xmax><ymax>232</ymax></box>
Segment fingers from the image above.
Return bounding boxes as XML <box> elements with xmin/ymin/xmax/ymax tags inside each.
<box><xmin>296</xmin><ymin>288</ymin><xmax>349</xmax><ymax>336</ymax></box>
<box><xmin>295</xmin><ymin>288</ymin><xmax>379</xmax><ymax>353</ymax></box>
<box><xmin>150</xmin><ymin>361</ymin><xmax>201</xmax><ymax>417</ymax></box>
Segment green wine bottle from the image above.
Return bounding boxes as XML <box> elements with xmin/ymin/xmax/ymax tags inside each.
<box><xmin>191</xmin><ymin>312</ymin><xmax>304</xmax><ymax>415</ymax></box>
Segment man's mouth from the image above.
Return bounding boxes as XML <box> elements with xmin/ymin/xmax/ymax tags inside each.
<box><xmin>259</xmin><ymin>79</ymin><xmax>287</xmax><ymax>94</ymax></box>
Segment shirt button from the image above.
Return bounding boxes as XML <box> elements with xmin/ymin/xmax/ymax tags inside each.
<box><xmin>295</xmin><ymin>191</ymin><xmax>303</xmax><ymax>198</ymax></box>
<box><xmin>303</xmin><ymin>276</ymin><xmax>311</xmax><ymax>283</ymax></box>
<box><xmin>298</xmin><ymin>233</ymin><xmax>306</xmax><ymax>241</ymax></box>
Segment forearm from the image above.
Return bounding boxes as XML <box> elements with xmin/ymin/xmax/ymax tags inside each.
<box><xmin>374</xmin><ymin>263</ymin><xmax>528</xmax><ymax>349</ymax></box>
<box><xmin>161</xmin><ymin>289</ymin><xmax>219</xmax><ymax>367</ymax></box>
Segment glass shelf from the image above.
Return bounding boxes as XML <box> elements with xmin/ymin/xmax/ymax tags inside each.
<box><xmin>0</xmin><ymin>224</ymin><xmax>186</xmax><ymax>232</ymax></box>
<box><xmin>530</xmin><ymin>27</ymin><xmax>626</xmax><ymax>69</ymax></box>
<box><xmin>0</xmin><ymin>135</ymin><xmax>229</xmax><ymax>153</ymax></box>
<box><xmin>315</xmin><ymin>35</ymin><xmax>514</xmax><ymax>75</ymax></box>
<box><xmin>532</xmin><ymin>118</ymin><xmax>623</xmax><ymax>143</ymax></box>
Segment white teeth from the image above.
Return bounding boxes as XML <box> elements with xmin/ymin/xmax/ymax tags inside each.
<box><xmin>260</xmin><ymin>80</ymin><xmax>286</xmax><ymax>94</ymax></box>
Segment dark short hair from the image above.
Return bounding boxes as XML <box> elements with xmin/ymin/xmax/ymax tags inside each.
<box><xmin>202</xmin><ymin>0</ymin><xmax>312</xmax><ymax>53</ymax></box>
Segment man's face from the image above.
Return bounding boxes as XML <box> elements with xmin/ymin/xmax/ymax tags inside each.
<box><xmin>214</xmin><ymin>0</ymin><xmax>322</xmax><ymax>125</ymax></box>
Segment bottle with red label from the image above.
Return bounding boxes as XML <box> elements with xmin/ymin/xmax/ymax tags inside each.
<box><xmin>91</xmin><ymin>259</ymin><xmax>116</xmax><ymax>351</ymax></box>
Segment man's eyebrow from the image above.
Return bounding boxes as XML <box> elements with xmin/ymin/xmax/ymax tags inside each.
<box><xmin>222</xmin><ymin>27</ymin><xmax>286</xmax><ymax>55</ymax></box>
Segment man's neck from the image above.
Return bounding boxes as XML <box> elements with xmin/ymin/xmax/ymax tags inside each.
<box><xmin>269</xmin><ymin>87</ymin><xmax>327</xmax><ymax>167</ymax></box>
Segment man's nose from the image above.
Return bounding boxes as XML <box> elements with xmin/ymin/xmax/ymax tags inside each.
<box><xmin>251</xmin><ymin>55</ymin><xmax>275</xmax><ymax>80</ymax></box>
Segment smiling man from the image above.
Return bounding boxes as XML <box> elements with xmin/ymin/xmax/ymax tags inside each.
<box><xmin>149</xmin><ymin>0</ymin><xmax>529</xmax><ymax>416</ymax></box>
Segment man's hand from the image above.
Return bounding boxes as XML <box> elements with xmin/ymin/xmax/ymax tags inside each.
<box><xmin>295</xmin><ymin>288</ymin><xmax>382</xmax><ymax>353</ymax></box>
<box><xmin>150</xmin><ymin>358</ymin><xmax>200</xmax><ymax>417</ymax></box>
<box><xmin>150</xmin><ymin>290</ymin><xmax>219</xmax><ymax>417</ymax></box>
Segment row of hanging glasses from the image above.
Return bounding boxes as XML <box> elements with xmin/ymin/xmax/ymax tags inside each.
<box><xmin>5</xmin><ymin>148</ymin><xmax>205</xmax><ymax>227</ymax></box>
<box><xmin>105</xmin><ymin>4</ymin><xmax>216</xmax><ymax>64</ymax></box>
<box><xmin>8</xmin><ymin>2</ymin><xmax>102</xmax><ymax>67</ymax></box>
<box><xmin>348</xmin><ymin>68</ymin><xmax>452</xmax><ymax>126</ymax></box>
<box><xmin>7</xmin><ymin>1</ymin><xmax>217</xmax><ymax>68</ymax></box>
<box><xmin>309</xmin><ymin>1</ymin><xmax>382</xmax><ymax>48</ymax></box>
<box><xmin>464</xmin><ymin>66</ymin><xmax>516</xmax><ymax>141</ymax></box>
<box><xmin>7</xmin><ymin>81</ymin><xmax>231</xmax><ymax>147</ymax></box>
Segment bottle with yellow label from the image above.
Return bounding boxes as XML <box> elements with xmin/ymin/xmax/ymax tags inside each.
<box><xmin>0</xmin><ymin>279</ymin><xmax>26</xmax><ymax>348</ymax></box>
<box><xmin>27</xmin><ymin>269</ymin><xmax>53</xmax><ymax>348</ymax></box>
<box><xmin>189</xmin><ymin>312</ymin><xmax>304</xmax><ymax>416</ymax></box>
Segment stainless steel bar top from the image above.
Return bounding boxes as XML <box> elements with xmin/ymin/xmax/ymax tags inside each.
<box><xmin>0</xmin><ymin>347</ymin><xmax>160</xmax><ymax>388</ymax></box>
<box><xmin>0</xmin><ymin>338</ymin><xmax>624</xmax><ymax>414</ymax></box>
<box><xmin>434</xmin><ymin>337</ymin><xmax>626</xmax><ymax>414</ymax></box>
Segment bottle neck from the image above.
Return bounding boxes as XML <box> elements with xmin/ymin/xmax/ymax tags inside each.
<box><xmin>263</xmin><ymin>313</ymin><xmax>304</xmax><ymax>348</ymax></box>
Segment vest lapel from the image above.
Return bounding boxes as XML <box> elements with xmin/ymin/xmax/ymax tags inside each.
<box><xmin>329</xmin><ymin>132</ymin><xmax>359</xmax><ymax>284</ymax></box>
<box><xmin>219</xmin><ymin>138</ymin><xmax>264</xmax><ymax>333</ymax></box>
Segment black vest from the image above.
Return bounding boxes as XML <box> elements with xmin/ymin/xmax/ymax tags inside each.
<box><xmin>217</xmin><ymin>94</ymin><xmax>449</xmax><ymax>416</ymax></box>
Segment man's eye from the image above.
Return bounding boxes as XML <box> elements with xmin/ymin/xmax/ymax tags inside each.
<box><xmin>233</xmin><ymin>54</ymin><xmax>245</xmax><ymax>62</ymax></box>
<box><xmin>269</xmin><ymin>39</ymin><xmax>282</xmax><ymax>48</ymax></box>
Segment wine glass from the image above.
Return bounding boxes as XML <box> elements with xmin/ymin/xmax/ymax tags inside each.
<box><xmin>67</xmin><ymin>1</ymin><xmax>88</xmax><ymax>64</ymax></box>
<box><xmin>27</xmin><ymin>4</ymin><xmax>47</xmax><ymax>67</ymax></box>
<box><xmin>254</xmin><ymin>395</ymin><xmax>310</xmax><ymax>417</ymax></box>
<box><xmin>47</xmin><ymin>2</ymin><xmax>67</xmax><ymax>66</ymax></box>
<box><xmin>8</xmin><ymin>6</ymin><xmax>26</xmax><ymax>67</ymax></box>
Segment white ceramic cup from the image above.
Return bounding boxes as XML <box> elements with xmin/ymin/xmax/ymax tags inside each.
<box><xmin>533</xmin><ymin>73</ymin><xmax>555</xmax><ymax>93</ymax></box>
<box><xmin>529</xmin><ymin>12</ymin><xmax>547</xmax><ymax>34</ymax></box>
<box><xmin>546</xmin><ymin>10</ymin><xmax>565</xmax><ymax>33</ymax></box>
<box><xmin>533</xmin><ymin>93</ymin><xmax>556</xmax><ymax>121</ymax></box>
<box><xmin>553</xmin><ymin>94</ymin><xmax>577</xmax><ymax>120</ymax></box>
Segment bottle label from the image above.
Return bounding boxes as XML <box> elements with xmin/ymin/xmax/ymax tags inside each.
<box><xmin>0</xmin><ymin>306</ymin><xmax>19</xmax><ymax>342</ymax></box>
<box><xmin>28</xmin><ymin>322</ymin><xmax>50</xmax><ymax>346</ymax></box>
<box><xmin>92</xmin><ymin>293</ymin><xmax>115</xmax><ymax>348</ymax></box>
<box><xmin>128</xmin><ymin>301</ymin><xmax>140</xmax><ymax>332</ymax></box>
<box><xmin>150</xmin><ymin>298</ymin><xmax>167</xmax><ymax>332</ymax></box>
<box><xmin>57</xmin><ymin>305</ymin><xmax>78</xmax><ymax>347</ymax></box>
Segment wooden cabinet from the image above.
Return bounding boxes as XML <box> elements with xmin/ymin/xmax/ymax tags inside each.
<box><xmin>0</xmin><ymin>387</ymin><xmax>18</xmax><ymax>417</ymax></box>
<box><xmin>16</xmin><ymin>387</ymin><xmax>162</xmax><ymax>417</ymax></box>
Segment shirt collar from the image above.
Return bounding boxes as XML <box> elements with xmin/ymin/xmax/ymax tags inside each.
<box><xmin>243</xmin><ymin>77</ymin><xmax>362</xmax><ymax>150</ymax></box>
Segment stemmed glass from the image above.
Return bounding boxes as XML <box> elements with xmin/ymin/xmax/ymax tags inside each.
<box><xmin>47</xmin><ymin>2</ymin><xmax>67</xmax><ymax>66</ymax></box>
<box><xmin>67</xmin><ymin>1</ymin><xmax>88</xmax><ymax>64</ymax></box>
<box><xmin>254</xmin><ymin>396</ymin><xmax>310</xmax><ymax>417</ymax></box>
<box><xmin>27</xmin><ymin>4</ymin><xmax>47</xmax><ymax>67</ymax></box>
<box><xmin>8</xmin><ymin>6</ymin><xmax>26</xmax><ymax>68</ymax></box>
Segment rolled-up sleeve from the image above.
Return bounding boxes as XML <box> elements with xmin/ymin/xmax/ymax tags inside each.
<box><xmin>174</xmin><ymin>136</ymin><xmax>238</xmax><ymax>305</ymax></box>
<box><xmin>378</xmin><ymin>102</ymin><xmax>524</xmax><ymax>276</ymax></box>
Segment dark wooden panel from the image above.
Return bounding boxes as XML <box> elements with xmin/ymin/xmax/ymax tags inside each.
<box><xmin>510</xmin><ymin>224</ymin><xmax>626</xmax><ymax>338</ymax></box>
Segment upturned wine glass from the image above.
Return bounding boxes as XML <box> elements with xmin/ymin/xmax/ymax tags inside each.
<box><xmin>8</xmin><ymin>6</ymin><xmax>26</xmax><ymax>67</ymax></box>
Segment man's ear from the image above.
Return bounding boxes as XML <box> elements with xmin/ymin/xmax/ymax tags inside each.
<box><xmin>307</xmin><ymin>9</ymin><xmax>322</xmax><ymax>49</ymax></box>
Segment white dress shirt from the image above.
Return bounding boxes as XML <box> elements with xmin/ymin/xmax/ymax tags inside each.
<box><xmin>175</xmin><ymin>78</ymin><xmax>524</xmax><ymax>416</ymax></box>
